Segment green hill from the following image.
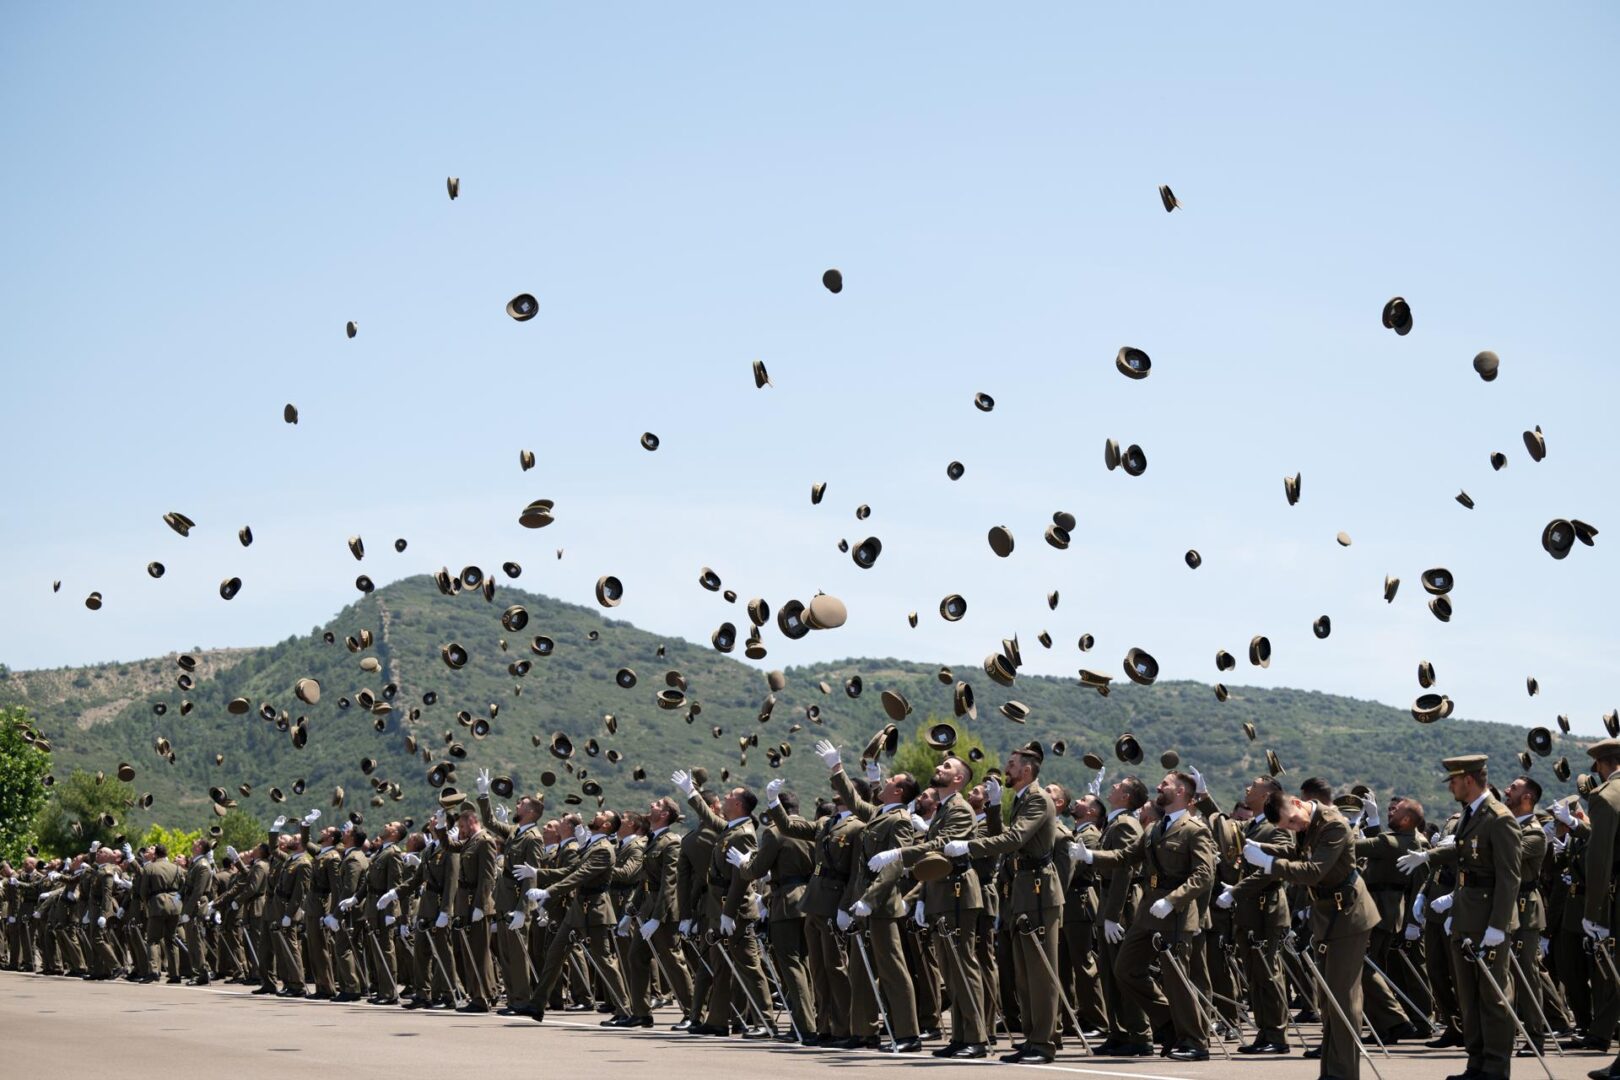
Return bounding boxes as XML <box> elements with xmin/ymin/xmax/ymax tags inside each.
<box><xmin>2</xmin><ymin>575</ymin><xmax>1590</xmax><ymax>834</ymax></box>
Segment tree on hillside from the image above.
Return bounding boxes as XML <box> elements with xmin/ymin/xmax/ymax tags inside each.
<box><xmin>0</xmin><ymin>706</ymin><xmax>51</xmax><ymax>862</ymax></box>
<box><xmin>216</xmin><ymin>807</ymin><xmax>265</xmax><ymax>853</ymax></box>
<box><xmin>139</xmin><ymin>822</ymin><xmax>202</xmax><ymax>857</ymax></box>
<box><xmin>32</xmin><ymin>769</ymin><xmax>136</xmax><ymax>856</ymax></box>
<box><xmin>892</xmin><ymin>715</ymin><xmax>999</xmax><ymax>792</ymax></box>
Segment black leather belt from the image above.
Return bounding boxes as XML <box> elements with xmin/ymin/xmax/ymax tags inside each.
<box><xmin>777</xmin><ymin>875</ymin><xmax>811</xmax><ymax>887</ymax></box>
<box><xmin>1308</xmin><ymin>868</ymin><xmax>1362</xmax><ymax>911</ymax></box>
<box><xmin>1459</xmin><ymin>871</ymin><xmax>1496</xmax><ymax>887</ymax></box>
<box><xmin>1008</xmin><ymin>853</ymin><xmax>1053</xmax><ymax>873</ymax></box>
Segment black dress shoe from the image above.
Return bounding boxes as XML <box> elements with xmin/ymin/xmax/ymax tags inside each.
<box><xmin>402</xmin><ymin>999</ymin><xmax>431</xmax><ymax>1010</ymax></box>
<box><xmin>741</xmin><ymin>1026</ymin><xmax>774</xmax><ymax>1040</ymax></box>
<box><xmin>932</xmin><ymin>1043</ymin><xmax>964</xmax><ymax>1058</ymax></box>
<box><xmin>1565</xmin><ymin>1037</ymin><xmax>1614</xmax><ymax>1052</ymax></box>
<box><xmin>251</xmin><ymin>985</ymin><xmax>277</xmax><ymax>995</ymax></box>
<box><xmin>952</xmin><ymin>1044</ymin><xmax>989</xmax><ymax>1059</ymax></box>
<box><xmin>671</xmin><ymin>1018</ymin><xmax>692</xmax><ymax>1031</ymax></box>
<box><xmin>530</xmin><ymin>1008</ymin><xmax>546</xmax><ymax>1023</ymax></box>
<box><xmin>332</xmin><ymin>992</ymin><xmax>362</xmax><ymax>1002</ymax></box>
<box><xmin>1304</xmin><ymin>1046</ymin><xmax>1322</xmax><ymax>1060</ymax></box>
<box><xmin>1516</xmin><ymin>1044</ymin><xmax>1547</xmax><ymax>1058</ymax></box>
<box><xmin>1239</xmin><ymin>1041</ymin><xmax>1291</xmax><ymax>1054</ymax></box>
<box><xmin>882</xmin><ymin>1037</ymin><xmax>923</xmax><ymax>1053</ymax></box>
<box><xmin>1444</xmin><ymin>1072</ymin><xmax>1484</xmax><ymax>1080</ymax></box>
<box><xmin>796</xmin><ymin>1033</ymin><xmax>821</xmax><ymax>1047</ymax></box>
<box><xmin>685</xmin><ymin>1024</ymin><xmax>725</xmax><ymax>1036</ymax></box>
<box><xmin>1107</xmin><ymin>1042</ymin><xmax>1156</xmax><ymax>1057</ymax></box>
<box><xmin>1427</xmin><ymin>1030</ymin><xmax>1467</xmax><ymax>1048</ymax></box>
<box><xmin>1590</xmin><ymin>1068</ymin><xmax>1620</xmax><ymax>1080</ymax></box>
<box><xmin>1169</xmin><ymin>1047</ymin><xmax>1211</xmax><ymax>1062</ymax></box>
<box><xmin>563</xmin><ymin>1002</ymin><xmax>593</xmax><ymax>1012</ymax></box>
<box><xmin>1293</xmin><ymin>1009</ymin><xmax>1319</xmax><ymax>1023</ymax></box>
<box><xmin>1378</xmin><ymin>1022</ymin><xmax>1422</xmax><ymax>1044</ymax></box>
<box><xmin>1001</xmin><ymin>1047</ymin><xmax>1054</xmax><ymax>1064</ymax></box>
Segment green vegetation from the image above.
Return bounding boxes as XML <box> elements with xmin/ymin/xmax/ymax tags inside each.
<box><xmin>0</xmin><ymin>706</ymin><xmax>51</xmax><ymax>862</ymax></box>
<box><xmin>32</xmin><ymin>768</ymin><xmax>134</xmax><ymax>855</ymax></box>
<box><xmin>0</xmin><ymin>576</ymin><xmax>1589</xmax><ymax>836</ymax></box>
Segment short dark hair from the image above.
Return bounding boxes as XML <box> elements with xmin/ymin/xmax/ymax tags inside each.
<box><xmin>891</xmin><ymin>774</ymin><xmax>921</xmax><ymax>805</ymax></box>
<box><xmin>1167</xmin><ymin>772</ymin><xmax>1197</xmax><ymax>800</ymax></box>
<box><xmin>779</xmin><ymin>790</ymin><xmax>800</xmax><ymax>815</ymax></box>
<box><xmin>1300</xmin><ymin>777</ymin><xmax>1333</xmax><ymax>803</ymax></box>
<box><xmin>153</xmin><ymin>844</ymin><xmax>168</xmax><ymax>859</ymax></box>
<box><xmin>1012</xmin><ymin>752</ymin><xmax>1042</xmax><ymax>779</ymax></box>
<box><xmin>1119</xmin><ymin>777</ymin><xmax>1150</xmax><ymax>811</ymax></box>
<box><xmin>600</xmin><ymin>810</ymin><xmax>622</xmax><ymax>834</ymax></box>
<box><xmin>1263</xmin><ymin>789</ymin><xmax>1287</xmax><ymax>823</ymax></box>
<box><xmin>349</xmin><ymin>828</ymin><xmax>368</xmax><ymax>845</ymax></box>
<box><xmin>733</xmin><ymin>788</ymin><xmax>759</xmax><ymax>815</ymax></box>
<box><xmin>1517</xmin><ymin>776</ymin><xmax>1543</xmax><ymax>804</ymax></box>
<box><xmin>1046</xmin><ymin>783</ymin><xmax>1069</xmax><ymax>810</ymax></box>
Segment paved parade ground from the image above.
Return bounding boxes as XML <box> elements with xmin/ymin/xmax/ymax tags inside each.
<box><xmin>0</xmin><ymin>971</ymin><xmax>1595</xmax><ymax>1080</ymax></box>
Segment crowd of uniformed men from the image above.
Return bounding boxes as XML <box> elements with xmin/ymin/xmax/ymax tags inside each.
<box><xmin>7</xmin><ymin>736</ymin><xmax>1620</xmax><ymax>1080</ymax></box>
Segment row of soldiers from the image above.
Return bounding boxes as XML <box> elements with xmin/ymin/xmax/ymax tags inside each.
<box><xmin>5</xmin><ymin>737</ymin><xmax>1620</xmax><ymax>1080</ymax></box>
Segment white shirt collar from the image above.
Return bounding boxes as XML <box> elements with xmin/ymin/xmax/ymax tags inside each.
<box><xmin>516</xmin><ymin>821</ymin><xmax>536</xmax><ymax>837</ymax></box>
<box><xmin>618</xmin><ymin>834</ymin><xmax>635</xmax><ymax>847</ymax></box>
<box><xmin>725</xmin><ymin>815</ymin><xmax>751</xmax><ymax>829</ymax></box>
<box><xmin>1468</xmin><ymin>792</ymin><xmax>1490</xmax><ymax>814</ymax></box>
<box><xmin>586</xmin><ymin>832</ymin><xmax>607</xmax><ymax>845</ymax></box>
<box><xmin>543</xmin><ymin>843</ymin><xmax>559</xmax><ymax>855</ymax></box>
<box><xmin>318</xmin><ymin>845</ymin><xmax>335</xmax><ymax>854</ymax></box>
<box><xmin>1107</xmin><ymin>807</ymin><xmax>1128</xmax><ymax>822</ymax></box>
<box><xmin>652</xmin><ymin>826</ymin><xmax>670</xmax><ymax>838</ymax></box>
<box><xmin>835</xmin><ymin>810</ymin><xmax>852</xmax><ymax>824</ymax></box>
<box><xmin>1165</xmin><ymin>808</ymin><xmax>1188</xmax><ymax>827</ymax></box>
<box><xmin>1515</xmin><ymin>812</ymin><xmax>1534</xmax><ymax>825</ymax></box>
<box><xmin>878</xmin><ymin>802</ymin><xmax>904</xmax><ymax>815</ymax></box>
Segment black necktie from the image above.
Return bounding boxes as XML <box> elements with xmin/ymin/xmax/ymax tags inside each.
<box><xmin>1459</xmin><ymin>804</ymin><xmax>1473</xmax><ymax>836</ymax></box>
<box><xmin>1155</xmin><ymin>817</ymin><xmax>1169</xmax><ymax>842</ymax></box>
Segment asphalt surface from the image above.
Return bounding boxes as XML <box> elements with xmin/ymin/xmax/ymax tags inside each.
<box><xmin>0</xmin><ymin>971</ymin><xmax>1598</xmax><ymax>1080</ymax></box>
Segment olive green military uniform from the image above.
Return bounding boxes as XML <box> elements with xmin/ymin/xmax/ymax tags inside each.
<box><xmin>832</xmin><ymin>769</ymin><xmax>919</xmax><ymax>1044</ymax></box>
<box><xmin>305</xmin><ymin>844</ymin><xmax>340</xmax><ymax>995</ymax></box>
<box><xmin>771</xmin><ymin>800</ymin><xmax>861</xmax><ymax>1041</ymax></box>
<box><xmin>333</xmin><ymin>843</ymin><xmax>370</xmax><ymax>996</ymax></box>
<box><xmin>181</xmin><ymin>851</ymin><xmax>216</xmax><ymax>979</ymax></box>
<box><xmin>1356</xmin><ymin>825</ymin><xmax>1430</xmax><ymax>1036</ymax></box>
<box><xmin>1089</xmin><ymin>806</ymin><xmax>1215</xmax><ymax>1054</ymax></box>
<box><xmin>901</xmin><ymin>790</ymin><xmax>987</xmax><ymax>1048</ymax></box>
<box><xmin>1428</xmin><ymin>785</ymin><xmax>1522</xmax><ymax>1080</ymax></box>
<box><xmin>527</xmin><ymin>833</ymin><xmax>630</xmax><ymax>1016</ymax></box>
<box><xmin>1063</xmin><ymin>818</ymin><xmax>1109</xmax><ymax>1034</ymax></box>
<box><xmin>1096</xmin><ymin>808</ymin><xmax>1147</xmax><ymax>1045</ymax></box>
<box><xmin>1509</xmin><ymin>813</ymin><xmax>1550</xmax><ymax>1047</ymax></box>
<box><xmin>479</xmin><ymin>796</ymin><xmax>546</xmax><ymax>1007</ymax></box>
<box><xmin>678</xmin><ymin>816</ymin><xmax>720</xmax><ymax>1014</ymax></box>
<box><xmin>1583</xmin><ymin>767</ymin><xmax>1620</xmax><ymax>1070</ymax></box>
<box><xmin>450</xmin><ymin>829</ymin><xmax>498</xmax><ymax>1007</ymax></box>
<box><xmin>1230</xmin><ymin>810</ymin><xmax>1292</xmax><ymax>1050</ymax></box>
<box><xmin>629</xmin><ymin>824</ymin><xmax>694</xmax><ymax>1018</ymax></box>
<box><xmin>686</xmin><ymin>792</ymin><xmax>774</xmax><ymax>1032</ymax></box>
<box><xmin>742</xmin><ymin>809</ymin><xmax>817</xmax><ymax>1038</ymax></box>
<box><xmin>969</xmin><ymin>783</ymin><xmax>1065</xmax><ymax>1059</ymax></box>
<box><xmin>273</xmin><ymin>845</ymin><xmax>312</xmax><ymax>991</ymax></box>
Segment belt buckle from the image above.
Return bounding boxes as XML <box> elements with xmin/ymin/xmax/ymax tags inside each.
<box><xmin>1149</xmin><ymin>874</ymin><xmax>1159</xmax><ymax>889</ymax></box>
<box><xmin>1333</xmin><ymin>892</ymin><xmax>1346</xmax><ymax>912</ymax></box>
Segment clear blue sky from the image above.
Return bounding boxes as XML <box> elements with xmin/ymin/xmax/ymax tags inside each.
<box><xmin>4</xmin><ymin>6</ymin><xmax>1617</xmax><ymax>738</ymax></box>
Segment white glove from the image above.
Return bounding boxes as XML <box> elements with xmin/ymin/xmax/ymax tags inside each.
<box><xmin>212</xmin><ymin>910</ymin><xmax>221</xmax><ymax>925</ymax></box>
<box><xmin>471</xmin><ymin>906</ymin><xmax>484</xmax><ymax>922</ymax></box>
<box><xmin>272</xmin><ymin>816</ymin><xmax>287</xmax><ymax>831</ymax></box>
<box><xmin>749</xmin><ymin>893</ymin><xmax>766</xmax><ymax>920</ymax></box>
<box><xmin>678</xmin><ymin>919</ymin><xmax>693</xmax><ymax>935</ymax></box>
<box><xmin>433</xmin><ymin>809</ymin><xmax>447</xmax><ymax>830</ymax></box>
<box><xmin>376</xmin><ymin>888</ymin><xmax>399</xmax><ymax>910</ymax></box>
<box><xmin>1404</xmin><ymin>922</ymin><xmax>1422</xmax><ymax>941</ymax></box>
<box><xmin>230</xmin><ymin>901</ymin><xmax>238</xmax><ymax>911</ymax></box>
<box><xmin>1189</xmin><ymin>765</ymin><xmax>1207</xmax><ymax>795</ymax></box>
<box><xmin>435</xmin><ymin>912</ymin><xmax>449</xmax><ymax>929</ymax></box>
<box><xmin>1444</xmin><ymin>916</ymin><xmax>1452</xmax><ymax>935</ymax></box>
<box><xmin>836</xmin><ymin>909</ymin><xmax>853</xmax><ymax>931</ymax></box>
<box><xmin>913</xmin><ymin>899</ymin><xmax>927</xmax><ymax>927</ymax></box>
<box><xmin>493</xmin><ymin>804</ymin><xmax>510</xmax><ymax>825</ymax></box>
<box><xmin>1435</xmin><ymin>833</ymin><xmax>1458</xmax><ymax>850</ymax></box>
<box><xmin>1481</xmin><ymin>926</ymin><xmax>1506</xmax><ymax>948</ymax></box>
<box><xmin>1104</xmin><ymin>919</ymin><xmax>1124</xmax><ymax>944</ymax></box>
<box><xmin>401</xmin><ymin>852</ymin><xmax>420</xmax><ymax>868</ymax></box>
<box><xmin>983</xmin><ymin>776</ymin><xmax>1002</xmax><ymax>804</ymax></box>
<box><xmin>1553</xmin><ymin>835</ymin><xmax>1569</xmax><ymax>854</ymax></box>
<box><xmin>1149</xmin><ymin>898</ymin><xmax>1173</xmax><ymax>920</ymax></box>
<box><xmin>867</xmin><ymin>850</ymin><xmax>901</xmax><ymax>872</ymax></box>
<box><xmin>1242</xmin><ymin>839</ymin><xmax>1274</xmax><ymax>873</ymax></box>
<box><xmin>510</xmin><ymin>910</ymin><xmax>527</xmax><ymax>931</ymax></box>
<box><xmin>719</xmin><ymin>914</ymin><xmax>736</xmax><ymax>936</ymax></box>
<box><xmin>1395</xmin><ymin>850</ymin><xmax>1430</xmax><ymax>874</ymax></box>
<box><xmin>1215</xmin><ymin>887</ymin><xmax>1235</xmax><ymax>910</ymax></box>
<box><xmin>910</xmin><ymin>814</ymin><xmax>928</xmax><ymax>833</ymax></box>
<box><xmin>851</xmin><ymin>900</ymin><xmax>872</xmax><ymax>918</ymax></box>
<box><xmin>476</xmin><ymin>768</ymin><xmax>492</xmax><ymax>796</ymax></box>
<box><xmin>303</xmin><ymin>808</ymin><xmax>321</xmax><ymax>826</ymax></box>
<box><xmin>1584</xmin><ymin>918</ymin><xmax>1611</xmax><ymax>941</ymax></box>
<box><xmin>96</xmin><ymin>915</ymin><xmax>106</xmax><ymax>929</ymax></box>
<box><xmin>726</xmin><ymin>847</ymin><xmax>752</xmax><ymax>870</ymax></box>
<box><xmin>278</xmin><ymin>915</ymin><xmax>289</xmax><ymax>927</ymax></box>
<box><xmin>1543</xmin><ymin>821</ymin><xmax>1559</xmax><ymax>842</ymax></box>
<box><xmin>573</xmin><ymin>825</ymin><xmax>588</xmax><ymax>843</ymax></box>
<box><xmin>1553</xmin><ymin>802</ymin><xmax>1576</xmax><ymax>826</ymax></box>
<box><xmin>1412</xmin><ymin>893</ymin><xmax>1426</xmax><ymax>921</ymax></box>
<box><xmin>814</xmin><ymin>740</ymin><xmax>841</xmax><ymax>771</ymax></box>
<box><xmin>89</xmin><ymin>841</ymin><xmax>101</xmax><ymax>854</ymax></box>
<box><xmin>617</xmin><ymin>914</ymin><xmax>631</xmax><ymax>935</ymax></box>
<box><xmin>203</xmin><ymin>901</ymin><xmax>213</xmax><ymax>917</ymax></box>
<box><xmin>1429</xmin><ymin>892</ymin><xmax>1454</xmax><ymax>914</ymax></box>
<box><xmin>764</xmin><ymin>778</ymin><xmax>785</xmax><ymax>806</ymax></box>
<box><xmin>640</xmin><ymin>918</ymin><xmax>659</xmax><ymax>941</ymax></box>
<box><xmin>942</xmin><ymin>839</ymin><xmax>969</xmax><ymax>858</ymax></box>
<box><xmin>864</xmin><ymin>759</ymin><xmax>882</xmax><ymax>784</ymax></box>
<box><xmin>672</xmin><ymin>769</ymin><xmax>694</xmax><ymax>796</ymax></box>
<box><xmin>525</xmin><ymin>889</ymin><xmax>549</xmax><ymax>905</ymax></box>
<box><xmin>1361</xmin><ymin>796</ymin><xmax>1380</xmax><ymax>828</ymax></box>
<box><xmin>322</xmin><ymin>914</ymin><xmax>339</xmax><ymax>932</ymax></box>
<box><xmin>1087</xmin><ymin>767</ymin><xmax>1106</xmax><ymax>797</ymax></box>
<box><xmin>1540</xmin><ymin>935</ymin><xmax>1551</xmax><ymax>955</ymax></box>
<box><xmin>513</xmin><ymin>863</ymin><xmax>538</xmax><ymax>881</ymax></box>
<box><xmin>80</xmin><ymin>912</ymin><xmax>90</xmax><ymax>925</ymax></box>
<box><xmin>385</xmin><ymin>914</ymin><xmax>396</xmax><ymax>926</ymax></box>
<box><xmin>1294</xmin><ymin>908</ymin><xmax>1310</xmax><ymax>922</ymax></box>
<box><xmin>397</xmin><ymin>923</ymin><xmax>409</xmax><ymax>940</ymax></box>
<box><xmin>447</xmin><ymin>826</ymin><xmax>461</xmax><ymax>845</ymax></box>
<box><xmin>338</xmin><ymin>896</ymin><xmax>358</xmax><ymax>912</ymax></box>
<box><xmin>341</xmin><ymin>822</ymin><xmax>355</xmax><ymax>836</ymax></box>
<box><xmin>179</xmin><ymin>913</ymin><xmax>191</xmax><ymax>925</ymax></box>
<box><xmin>1071</xmin><ymin>836</ymin><xmax>1093</xmax><ymax>864</ymax></box>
